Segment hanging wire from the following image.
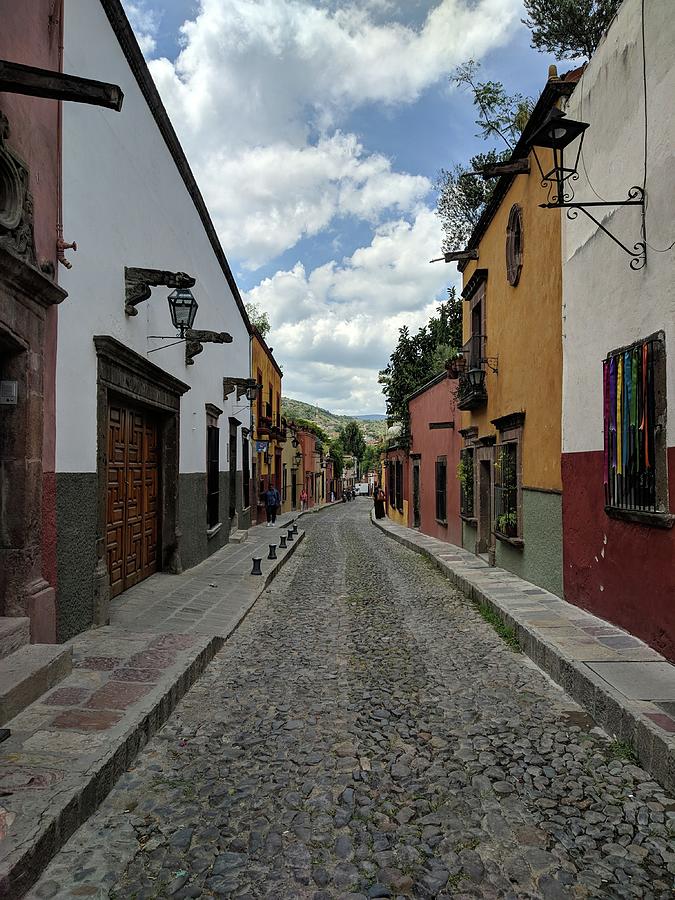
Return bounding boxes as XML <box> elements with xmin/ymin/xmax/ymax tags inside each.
<box><xmin>640</xmin><ymin>0</ymin><xmax>674</xmax><ymax>253</ymax></box>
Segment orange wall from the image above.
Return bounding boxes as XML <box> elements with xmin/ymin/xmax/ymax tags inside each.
<box><xmin>462</xmin><ymin>149</ymin><xmax>562</xmax><ymax>491</ymax></box>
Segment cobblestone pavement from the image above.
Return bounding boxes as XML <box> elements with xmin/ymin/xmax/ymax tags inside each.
<box><xmin>31</xmin><ymin>503</ymin><xmax>675</xmax><ymax>899</ymax></box>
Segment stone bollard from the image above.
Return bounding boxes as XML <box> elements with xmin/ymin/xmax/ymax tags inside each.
<box><xmin>268</xmin><ymin>544</ymin><xmax>277</xmax><ymax>560</ymax></box>
<box><xmin>279</xmin><ymin>535</ymin><xmax>287</xmax><ymax>549</ymax></box>
<box><xmin>287</xmin><ymin>529</ymin><xmax>294</xmax><ymax>542</ymax></box>
<box><xmin>251</xmin><ymin>557</ymin><xmax>263</xmax><ymax>576</ymax></box>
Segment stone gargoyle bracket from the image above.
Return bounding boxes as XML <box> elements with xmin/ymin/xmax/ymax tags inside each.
<box><xmin>223</xmin><ymin>377</ymin><xmax>252</xmax><ymax>401</ymax></box>
<box><xmin>185</xmin><ymin>329</ymin><xmax>232</xmax><ymax>366</ymax></box>
<box><xmin>124</xmin><ymin>266</ymin><xmax>196</xmax><ymax>316</ymax></box>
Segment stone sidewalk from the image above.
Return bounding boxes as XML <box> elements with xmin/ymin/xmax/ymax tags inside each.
<box><xmin>371</xmin><ymin>512</ymin><xmax>675</xmax><ymax>795</ymax></box>
<box><xmin>0</xmin><ymin>510</ymin><xmax>317</xmax><ymax>898</ymax></box>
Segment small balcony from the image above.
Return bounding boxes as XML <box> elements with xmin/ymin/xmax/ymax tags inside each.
<box><xmin>257</xmin><ymin>415</ymin><xmax>272</xmax><ymax>436</ymax></box>
<box><xmin>457</xmin><ymin>334</ymin><xmax>488</xmax><ymax>411</ymax></box>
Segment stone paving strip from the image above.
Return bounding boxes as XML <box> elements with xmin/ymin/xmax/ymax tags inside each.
<box><xmin>28</xmin><ymin>502</ymin><xmax>675</xmax><ymax>899</ymax></box>
<box><xmin>0</xmin><ymin>517</ymin><xmax>307</xmax><ymax>899</ymax></box>
<box><xmin>371</xmin><ymin>512</ymin><xmax>675</xmax><ymax>795</ymax></box>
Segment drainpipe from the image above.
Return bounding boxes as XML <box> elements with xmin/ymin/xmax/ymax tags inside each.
<box><xmin>55</xmin><ymin>0</ymin><xmax>77</xmax><ymax>269</ymax></box>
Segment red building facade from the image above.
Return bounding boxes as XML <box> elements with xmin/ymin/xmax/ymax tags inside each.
<box><xmin>0</xmin><ymin>1</ymin><xmax>64</xmax><ymax>641</ymax></box>
<box><xmin>407</xmin><ymin>372</ymin><xmax>462</xmax><ymax>546</ymax></box>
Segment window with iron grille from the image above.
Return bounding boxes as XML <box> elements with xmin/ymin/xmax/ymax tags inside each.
<box><xmin>435</xmin><ymin>456</ymin><xmax>447</xmax><ymax>522</ymax></box>
<box><xmin>603</xmin><ymin>334</ymin><xmax>666</xmax><ymax>514</ymax></box>
<box><xmin>207</xmin><ymin>424</ymin><xmax>220</xmax><ymax>528</ymax></box>
<box><xmin>395</xmin><ymin>460</ymin><xmax>403</xmax><ymax>511</ymax></box>
<box><xmin>459</xmin><ymin>448</ymin><xmax>474</xmax><ymax>517</ymax></box>
<box><xmin>494</xmin><ymin>442</ymin><xmax>518</xmax><ymax>537</ymax></box>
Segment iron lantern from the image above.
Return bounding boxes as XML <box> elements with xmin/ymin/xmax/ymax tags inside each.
<box><xmin>529</xmin><ymin>108</ymin><xmax>645</xmax><ymax>269</ymax></box>
<box><xmin>529</xmin><ymin>109</ymin><xmax>589</xmax><ymax>205</ymax></box>
<box><xmin>465</xmin><ymin>368</ymin><xmax>486</xmax><ymax>390</ymax></box>
<box><xmin>244</xmin><ymin>378</ymin><xmax>259</xmax><ymax>402</ymax></box>
<box><xmin>293</xmin><ymin>451</ymin><xmax>302</xmax><ymax>467</ymax></box>
<box><xmin>167</xmin><ymin>287</ymin><xmax>198</xmax><ymax>337</ymax></box>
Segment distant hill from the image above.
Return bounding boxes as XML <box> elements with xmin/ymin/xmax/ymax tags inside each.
<box><xmin>282</xmin><ymin>397</ymin><xmax>387</xmax><ymax>443</ymax></box>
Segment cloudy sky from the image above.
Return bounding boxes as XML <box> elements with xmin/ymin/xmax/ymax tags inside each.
<box><xmin>123</xmin><ymin>0</ymin><xmax>555</xmax><ymax>414</ymax></box>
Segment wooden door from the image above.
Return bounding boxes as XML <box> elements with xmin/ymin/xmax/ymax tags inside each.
<box><xmin>106</xmin><ymin>402</ymin><xmax>159</xmax><ymax>598</ymax></box>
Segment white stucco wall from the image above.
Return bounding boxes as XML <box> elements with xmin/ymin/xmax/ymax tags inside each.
<box><xmin>561</xmin><ymin>0</ymin><xmax>674</xmax><ymax>454</ymax></box>
<box><xmin>57</xmin><ymin>0</ymin><xmax>251</xmax><ymax>475</ymax></box>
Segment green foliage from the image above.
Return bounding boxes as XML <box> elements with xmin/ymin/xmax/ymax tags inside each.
<box><xmin>245</xmin><ymin>301</ymin><xmax>271</xmax><ymax>339</ymax></box>
<box><xmin>496</xmin><ymin>511</ymin><xmax>518</xmax><ymax>534</ymax></box>
<box><xmin>378</xmin><ymin>289</ymin><xmax>462</xmax><ymax>446</ymax></box>
<box><xmin>607</xmin><ymin>740</ymin><xmax>638</xmax><ymax>763</ymax></box>
<box><xmin>452</xmin><ymin>60</ymin><xmax>534</xmax><ymax>150</ymax></box>
<box><xmin>291</xmin><ymin>417</ymin><xmax>330</xmax><ymax>444</ymax></box>
<box><xmin>474</xmin><ymin>602</ymin><xmax>521</xmax><ymax>652</ymax></box>
<box><xmin>337</xmin><ymin>421</ymin><xmax>367</xmax><ymax>461</ymax></box>
<box><xmin>281</xmin><ymin>397</ymin><xmax>385</xmax><ymax>443</ymax></box>
<box><xmin>328</xmin><ymin>440</ymin><xmax>344</xmax><ymax>479</ymax></box>
<box><xmin>523</xmin><ymin>0</ymin><xmax>622</xmax><ymax>61</ymax></box>
<box><xmin>435</xmin><ymin>150</ymin><xmax>509</xmax><ymax>252</ymax></box>
<box><xmin>435</xmin><ymin>60</ymin><xmax>533</xmax><ymax>252</ymax></box>
<box><xmin>360</xmin><ymin>442</ymin><xmax>383</xmax><ymax>476</ymax></box>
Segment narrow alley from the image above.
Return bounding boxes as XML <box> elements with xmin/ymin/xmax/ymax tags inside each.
<box><xmin>31</xmin><ymin>504</ymin><xmax>674</xmax><ymax>899</ymax></box>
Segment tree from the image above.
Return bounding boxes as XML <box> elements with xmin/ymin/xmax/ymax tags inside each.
<box><xmin>360</xmin><ymin>443</ymin><xmax>382</xmax><ymax>476</ymax></box>
<box><xmin>436</xmin><ymin>61</ymin><xmax>533</xmax><ymax>252</ymax></box>
<box><xmin>378</xmin><ymin>289</ymin><xmax>463</xmax><ymax>446</ymax></box>
<box><xmin>523</xmin><ymin>0</ymin><xmax>622</xmax><ymax>61</ymax></box>
<box><xmin>245</xmin><ymin>301</ymin><xmax>271</xmax><ymax>339</ymax></box>
<box><xmin>338</xmin><ymin>421</ymin><xmax>366</xmax><ymax>462</ymax></box>
<box><xmin>329</xmin><ymin>440</ymin><xmax>344</xmax><ymax>479</ymax></box>
<box><xmin>436</xmin><ymin>150</ymin><xmax>509</xmax><ymax>252</ymax></box>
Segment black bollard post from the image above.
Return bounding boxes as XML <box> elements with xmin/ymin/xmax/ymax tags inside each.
<box><xmin>279</xmin><ymin>535</ymin><xmax>287</xmax><ymax>549</ymax></box>
<box><xmin>268</xmin><ymin>544</ymin><xmax>277</xmax><ymax>560</ymax></box>
<box><xmin>291</xmin><ymin>524</ymin><xmax>299</xmax><ymax>536</ymax></box>
<box><xmin>287</xmin><ymin>529</ymin><xmax>294</xmax><ymax>542</ymax></box>
<box><xmin>251</xmin><ymin>557</ymin><xmax>263</xmax><ymax>575</ymax></box>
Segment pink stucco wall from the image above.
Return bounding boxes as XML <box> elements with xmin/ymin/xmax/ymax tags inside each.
<box><xmin>408</xmin><ymin>374</ymin><xmax>462</xmax><ymax>546</ymax></box>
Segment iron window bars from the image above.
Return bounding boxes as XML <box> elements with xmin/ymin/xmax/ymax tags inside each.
<box><xmin>435</xmin><ymin>457</ymin><xmax>447</xmax><ymax>523</ymax></box>
<box><xmin>460</xmin><ymin>448</ymin><xmax>475</xmax><ymax>518</ymax></box>
<box><xmin>494</xmin><ymin>442</ymin><xmax>518</xmax><ymax>538</ymax></box>
<box><xmin>603</xmin><ymin>335</ymin><xmax>664</xmax><ymax>513</ymax></box>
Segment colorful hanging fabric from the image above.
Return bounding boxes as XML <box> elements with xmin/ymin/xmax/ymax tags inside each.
<box><xmin>616</xmin><ymin>354</ymin><xmax>623</xmax><ymax>475</ymax></box>
<box><xmin>609</xmin><ymin>355</ymin><xmax>617</xmax><ymax>470</ymax></box>
<box><xmin>639</xmin><ymin>341</ymin><xmax>650</xmax><ymax>469</ymax></box>
<box><xmin>603</xmin><ymin>359</ymin><xmax>610</xmax><ymax>485</ymax></box>
<box><xmin>622</xmin><ymin>351</ymin><xmax>631</xmax><ymax>471</ymax></box>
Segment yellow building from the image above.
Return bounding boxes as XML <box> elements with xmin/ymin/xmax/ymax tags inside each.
<box><xmin>251</xmin><ymin>329</ymin><xmax>284</xmax><ymax>524</ymax></box>
<box><xmin>456</xmin><ymin>69</ymin><xmax>581</xmax><ymax>596</ymax></box>
<box><xmin>280</xmin><ymin>421</ymin><xmax>303</xmax><ymax>513</ymax></box>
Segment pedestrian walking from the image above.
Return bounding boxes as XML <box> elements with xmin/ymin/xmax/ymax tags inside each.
<box><xmin>300</xmin><ymin>488</ymin><xmax>308</xmax><ymax>511</ymax></box>
<box><xmin>265</xmin><ymin>484</ymin><xmax>279</xmax><ymax>526</ymax></box>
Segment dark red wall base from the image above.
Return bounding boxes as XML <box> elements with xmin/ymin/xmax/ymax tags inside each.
<box><xmin>562</xmin><ymin>448</ymin><xmax>675</xmax><ymax>662</ymax></box>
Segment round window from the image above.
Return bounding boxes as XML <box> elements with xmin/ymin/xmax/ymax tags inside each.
<box><xmin>506</xmin><ymin>204</ymin><xmax>523</xmax><ymax>286</ymax></box>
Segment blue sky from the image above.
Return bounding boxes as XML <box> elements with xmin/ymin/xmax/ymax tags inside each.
<box><xmin>123</xmin><ymin>1</ymin><xmax>558</xmax><ymax>414</ymax></box>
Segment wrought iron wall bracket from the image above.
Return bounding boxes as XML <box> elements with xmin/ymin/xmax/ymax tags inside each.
<box><xmin>124</xmin><ymin>267</ymin><xmax>196</xmax><ymax>316</ymax></box>
<box><xmin>185</xmin><ymin>329</ymin><xmax>232</xmax><ymax>366</ymax></box>
<box><xmin>480</xmin><ymin>356</ymin><xmax>499</xmax><ymax>374</ymax></box>
<box><xmin>539</xmin><ymin>186</ymin><xmax>646</xmax><ymax>270</ymax></box>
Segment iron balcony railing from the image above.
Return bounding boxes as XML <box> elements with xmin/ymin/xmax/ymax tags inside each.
<box><xmin>457</xmin><ymin>334</ymin><xmax>488</xmax><ymax>410</ymax></box>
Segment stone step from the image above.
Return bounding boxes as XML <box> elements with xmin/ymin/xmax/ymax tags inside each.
<box><xmin>229</xmin><ymin>529</ymin><xmax>248</xmax><ymax>544</ymax></box>
<box><xmin>0</xmin><ymin>618</ymin><xmax>30</xmax><ymax>661</ymax></box>
<box><xmin>0</xmin><ymin>645</ymin><xmax>72</xmax><ymax>725</ymax></box>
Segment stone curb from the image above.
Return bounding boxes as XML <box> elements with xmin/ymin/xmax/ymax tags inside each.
<box><xmin>371</xmin><ymin>511</ymin><xmax>675</xmax><ymax>795</ymax></box>
<box><xmin>1</xmin><ymin>529</ymin><xmax>307</xmax><ymax>899</ymax></box>
<box><xmin>0</xmin><ymin>635</ymin><xmax>221</xmax><ymax>899</ymax></box>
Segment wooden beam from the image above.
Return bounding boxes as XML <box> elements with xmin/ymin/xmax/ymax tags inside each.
<box><xmin>466</xmin><ymin>159</ymin><xmax>530</xmax><ymax>179</ymax></box>
<box><xmin>0</xmin><ymin>60</ymin><xmax>123</xmax><ymax>111</ymax></box>
<box><xmin>429</xmin><ymin>249</ymin><xmax>479</xmax><ymax>264</ymax></box>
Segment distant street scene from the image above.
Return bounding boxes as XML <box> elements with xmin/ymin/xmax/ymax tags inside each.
<box><xmin>0</xmin><ymin>0</ymin><xmax>673</xmax><ymax>897</ymax></box>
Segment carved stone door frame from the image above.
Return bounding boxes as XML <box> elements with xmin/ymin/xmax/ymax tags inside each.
<box><xmin>94</xmin><ymin>336</ymin><xmax>189</xmax><ymax>623</ymax></box>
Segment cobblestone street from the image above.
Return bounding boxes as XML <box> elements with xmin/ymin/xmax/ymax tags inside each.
<box><xmin>32</xmin><ymin>503</ymin><xmax>674</xmax><ymax>899</ymax></box>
